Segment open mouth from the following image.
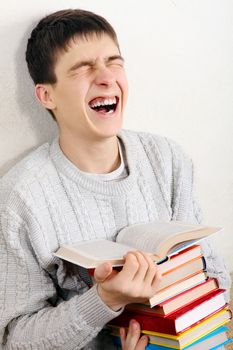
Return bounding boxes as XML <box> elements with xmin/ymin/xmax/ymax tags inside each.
<box><xmin>88</xmin><ymin>96</ymin><xmax>119</xmax><ymax>115</ymax></box>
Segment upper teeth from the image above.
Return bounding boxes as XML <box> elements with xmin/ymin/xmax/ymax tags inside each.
<box><xmin>90</xmin><ymin>97</ymin><xmax>116</xmax><ymax>108</ymax></box>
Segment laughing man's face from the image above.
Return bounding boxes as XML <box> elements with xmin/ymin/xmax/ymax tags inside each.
<box><xmin>48</xmin><ymin>33</ymin><xmax>128</xmax><ymax>142</ymax></box>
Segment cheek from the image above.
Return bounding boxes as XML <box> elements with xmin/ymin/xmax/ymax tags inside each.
<box><xmin>118</xmin><ymin>69</ymin><xmax>128</xmax><ymax>90</ymax></box>
<box><xmin>57</xmin><ymin>81</ymin><xmax>88</xmax><ymax>106</ymax></box>
<box><xmin>119</xmin><ymin>72</ymin><xmax>128</xmax><ymax>102</ymax></box>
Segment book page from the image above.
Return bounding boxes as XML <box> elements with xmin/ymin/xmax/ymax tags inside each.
<box><xmin>116</xmin><ymin>221</ymin><xmax>206</xmax><ymax>257</ymax></box>
<box><xmin>70</xmin><ymin>239</ymin><xmax>136</xmax><ymax>260</ymax></box>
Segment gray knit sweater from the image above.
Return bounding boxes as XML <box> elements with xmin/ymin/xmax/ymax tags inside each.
<box><xmin>0</xmin><ymin>130</ymin><xmax>230</xmax><ymax>350</ymax></box>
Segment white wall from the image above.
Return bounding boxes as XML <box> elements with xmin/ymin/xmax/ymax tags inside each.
<box><xmin>0</xmin><ymin>0</ymin><xmax>233</xmax><ymax>271</ymax></box>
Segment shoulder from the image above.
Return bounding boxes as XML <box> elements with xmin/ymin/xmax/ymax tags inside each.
<box><xmin>0</xmin><ymin>142</ymin><xmax>53</xmax><ymax>212</ymax></box>
<box><xmin>120</xmin><ymin>129</ymin><xmax>192</xmax><ymax>166</ymax></box>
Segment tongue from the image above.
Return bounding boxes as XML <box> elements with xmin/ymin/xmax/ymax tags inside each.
<box><xmin>97</xmin><ymin>106</ymin><xmax>108</xmax><ymax>113</ymax></box>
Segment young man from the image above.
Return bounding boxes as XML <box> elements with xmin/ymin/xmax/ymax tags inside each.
<box><xmin>0</xmin><ymin>9</ymin><xmax>230</xmax><ymax>350</ymax></box>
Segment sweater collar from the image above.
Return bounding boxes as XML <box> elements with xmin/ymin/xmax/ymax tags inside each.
<box><xmin>49</xmin><ymin>130</ymin><xmax>137</xmax><ymax>196</ymax></box>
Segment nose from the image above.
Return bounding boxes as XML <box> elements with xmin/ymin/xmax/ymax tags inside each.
<box><xmin>93</xmin><ymin>64</ymin><xmax>115</xmax><ymax>86</ymax></box>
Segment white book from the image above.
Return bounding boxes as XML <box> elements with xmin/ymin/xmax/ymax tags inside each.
<box><xmin>54</xmin><ymin>221</ymin><xmax>220</xmax><ymax>268</ymax></box>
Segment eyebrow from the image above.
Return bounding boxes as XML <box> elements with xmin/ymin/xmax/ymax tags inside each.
<box><xmin>68</xmin><ymin>55</ymin><xmax>124</xmax><ymax>73</ymax></box>
<box><xmin>107</xmin><ymin>55</ymin><xmax>124</xmax><ymax>63</ymax></box>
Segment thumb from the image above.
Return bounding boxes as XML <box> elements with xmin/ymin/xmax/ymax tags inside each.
<box><xmin>94</xmin><ymin>262</ymin><xmax>113</xmax><ymax>283</ymax></box>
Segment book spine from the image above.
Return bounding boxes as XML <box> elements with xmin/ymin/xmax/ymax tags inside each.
<box><xmin>110</xmin><ymin>311</ymin><xmax>177</xmax><ymax>334</ymax></box>
<box><xmin>156</xmin><ymin>278</ymin><xmax>218</xmax><ymax>316</ymax></box>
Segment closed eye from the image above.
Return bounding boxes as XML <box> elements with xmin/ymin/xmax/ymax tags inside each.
<box><xmin>108</xmin><ymin>60</ymin><xmax>124</xmax><ymax>68</ymax></box>
<box><xmin>68</xmin><ymin>55</ymin><xmax>125</xmax><ymax>76</ymax></box>
<box><xmin>107</xmin><ymin>55</ymin><xmax>125</xmax><ymax>68</ymax></box>
<box><xmin>68</xmin><ymin>60</ymin><xmax>95</xmax><ymax>75</ymax></box>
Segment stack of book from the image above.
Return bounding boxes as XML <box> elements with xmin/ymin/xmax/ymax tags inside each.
<box><xmin>54</xmin><ymin>221</ymin><xmax>232</xmax><ymax>349</ymax></box>
<box><xmin>109</xmin><ymin>243</ymin><xmax>232</xmax><ymax>349</ymax></box>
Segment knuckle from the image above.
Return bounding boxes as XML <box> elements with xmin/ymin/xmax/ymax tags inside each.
<box><xmin>144</xmin><ymin>252</ymin><xmax>152</xmax><ymax>260</ymax></box>
<box><xmin>137</xmin><ymin>253</ymin><xmax>149</xmax><ymax>269</ymax></box>
<box><xmin>128</xmin><ymin>255</ymin><xmax>139</xmax><ymax>269</ymax></box>
<box><xmin>139</xmin><ymin>263</ymin><xmax>148</xmax><ymax>274</ymax></box>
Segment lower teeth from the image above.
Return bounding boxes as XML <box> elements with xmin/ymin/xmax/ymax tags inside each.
<box><xmin>91</xmin><ymin>103</ymin><xmax>116</xmax><ymax>113</ymax></box>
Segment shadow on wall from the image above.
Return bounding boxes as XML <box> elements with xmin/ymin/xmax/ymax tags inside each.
<box><xmin>0</xmin><ymin>19</ymin><xmax>57</xmax><ymax>176</ymax></box>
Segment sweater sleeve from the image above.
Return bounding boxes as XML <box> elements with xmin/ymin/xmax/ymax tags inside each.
<box><xmin>166</xmin><ymin>138</ymin><xmax>231</xmax><ymax>301</ymax></box>
<box><xmin>0</xmin><ymin>208</ymin><xmax>121</xmax><ymax>349</ymax></box>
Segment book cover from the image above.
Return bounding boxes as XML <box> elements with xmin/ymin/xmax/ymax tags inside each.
<box><xmin>154</xmin><ymin>256</ymin><xmax>205</xmax><ymax>293</ymax></box>
<box><xmin>127</xmin><ymin>278</ymin><xmax>218</xmax><ymax>316</ymax></box>
<box><xmin>135</xmin><ymin>308</ymin><xmax>231</xmax><ymax>348</ymax></box>
<box><xmin>158</xmin><ymin>245</ymin><xmax>202</xmax><ymax>275</ymax></box>
<box><xmin>149</xmin><ymin>272</ymin><xmax>207</xmax><ymax>307</ymax></box>
<box><xmin>109</xmin><ymin>289</ymin><xmax>226</xmax><ymax>334</ymax></box>
<box><xmin>109</xmin><ymin>307</ymin><xmax>231</xmax><ymax>346</ymax></box>
<box><xmin>112</xmin><ymin>325</ymin><xmax>231</xmax><ymax>349</ymax></box>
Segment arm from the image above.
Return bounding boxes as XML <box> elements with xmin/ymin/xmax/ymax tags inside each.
<box><xmin>0</xmin><ymin>209</ymin><xmax>161</xmax><ymax>349</ymax></box>
<box><xmin>167</xmin><ymin>138</ymin><xmax>231</xmax><ymax>301</ymax></box>
<box><xmin>0</xmin><ymin>210</ymin><xmax>121</xmax><ymax>350</ymax></box>
<box><xmin>138</xmin><ymin>132</ymin><xmax>231</xmax><ymax>301</ymax></box>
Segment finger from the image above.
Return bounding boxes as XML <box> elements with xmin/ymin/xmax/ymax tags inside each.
<box><xmin>94</xmin><ymin>262</ymin><xmax>112</xmax><ymax>283</ymax></box>
<box><xmin>125</xmin><ymin>319</ymin><xmax>141</xmax><ymax>350</ymax></box>
<box><xmin>132</xmin><ymin>251</ymin><xmax>150</xmax><ymax>283</ymax></box>
<box><xmin>151</xmin><ymin>264</ymin><xmax>162</xmax><ymax>291</ymax></box>
<box><xmin>135</xmin><ymin>335</ymin><xmax>148</xmax><ymax>350</ymax></box>
<box><xmin>139</xmin><ymin>251</ymin><xmax>159</xmax><ymax>285</ymax></box>
<box><xmin>121</xmin><ymin>252</ymin><xmax>140</xmax><ymax>280</ymax></box>
<box><xmin>120</xmin><ymin>327</ymin><xmax>127</xmax><ymax>349</ymax></box>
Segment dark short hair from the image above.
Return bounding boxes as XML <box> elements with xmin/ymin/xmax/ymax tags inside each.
<box><xmin>26</xmin><ymin>9</ymin><xmax>119</xmax><ymax>85</ymax></box>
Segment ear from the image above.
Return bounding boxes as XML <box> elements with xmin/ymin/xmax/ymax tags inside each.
<box><xmin>35</xmin><ymin>84</ymin><xmax>56</xmax><ymax>110</ymax></box>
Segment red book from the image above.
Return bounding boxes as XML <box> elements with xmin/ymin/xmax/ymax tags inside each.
<box><xmin>109</xmin><ymin>288</ymin><xmax>226</xmax><ymax>335</ymax></box>
<box><xmin>126</xmin><ymin>278</ymin><xmax>219</xmax><ymax>316</ymax></box>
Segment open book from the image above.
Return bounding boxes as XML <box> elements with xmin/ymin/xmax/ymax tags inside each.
<box><xmin>54</xmin><ymin>221</ymin><xmax>221</xmax><ymax>268</ymax></box>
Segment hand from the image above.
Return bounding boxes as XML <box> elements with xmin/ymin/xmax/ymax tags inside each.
<box><xmin>94</xmin><ymin>251</ymin><xmax>161</xmax><ymax>311</ymax></box>
<box><xmin>120</xmin><ymin>319</ymin><xmax>148</xmax><ymax>350</ymax></box>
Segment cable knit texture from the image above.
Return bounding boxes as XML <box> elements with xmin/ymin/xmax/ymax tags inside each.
<box><xmin>0</xmin><ymin>130</ymin><xmax>231</xmax><ymax>350</ymax></box>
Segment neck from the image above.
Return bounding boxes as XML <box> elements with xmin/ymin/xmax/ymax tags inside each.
<box><xmin>59</xmin><ymin>133</ymin><xmax>120</xmax><ymax>174</ymax></box>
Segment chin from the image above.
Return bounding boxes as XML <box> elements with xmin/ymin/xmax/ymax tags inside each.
<box><xmin>86</xmin><ymin>109</ymin><xmax>123</xmax><ymax>139</ymax></box>
<box><xmin>94</xmin><ymin>123</ymin><xmax>123</xmax><ymax>139</ymax></box>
